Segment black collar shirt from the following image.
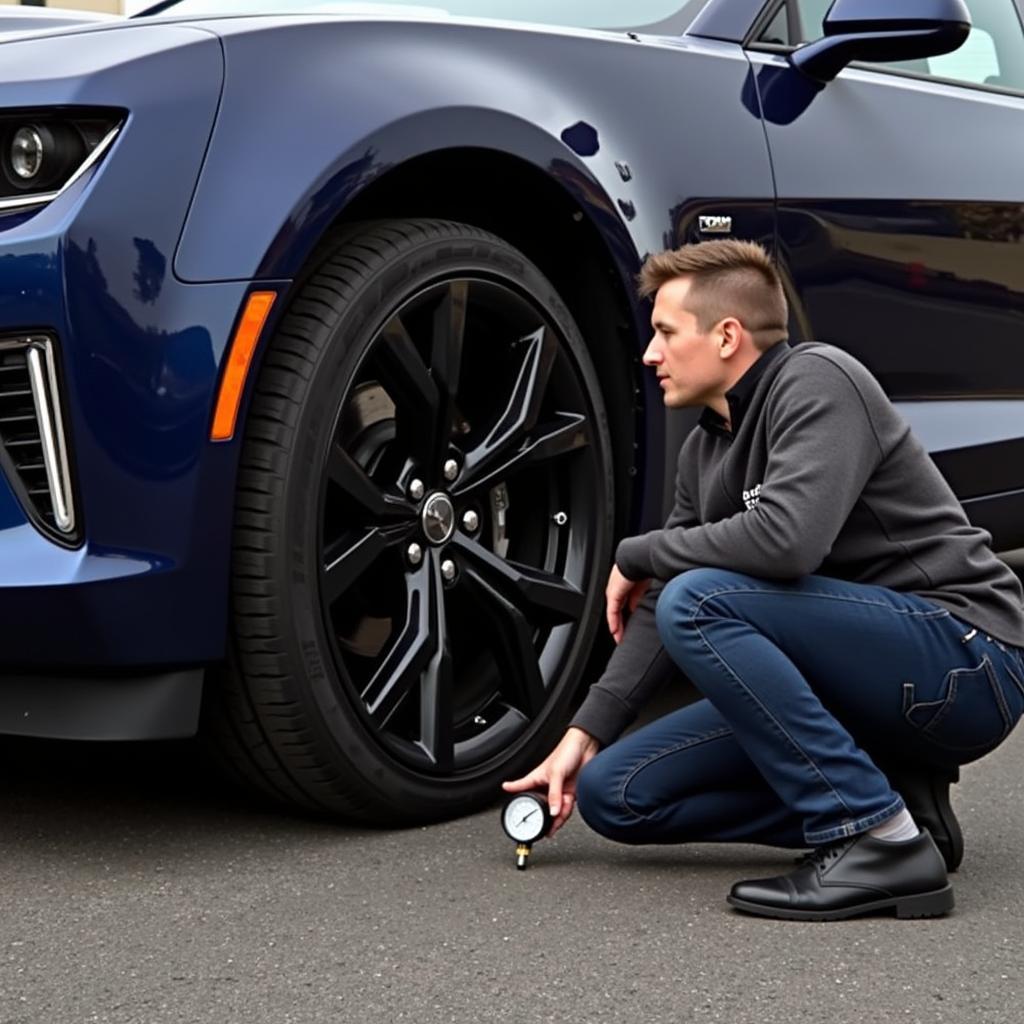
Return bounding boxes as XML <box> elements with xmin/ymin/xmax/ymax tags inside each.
<box><xmin>698</xmin><ymin>340</ymin><xmax>790</xmax><ymax>439</ymax></box>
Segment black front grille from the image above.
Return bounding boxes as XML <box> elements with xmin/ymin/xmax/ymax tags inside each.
<box><xmin>0</xmin><ymin>342</ymin><xmax>57</xmax><ymax>531</ymax></box>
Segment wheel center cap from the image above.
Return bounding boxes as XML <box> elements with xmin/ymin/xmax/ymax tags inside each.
<box><xmin>421</xmin><ymin>492</ymin><xmax>456</xmax><ymax>545</ymax></box>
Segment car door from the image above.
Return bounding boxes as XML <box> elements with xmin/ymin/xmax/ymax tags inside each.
<box><xmin>743</xmin><ymin>0</ymin><xmax>1024</xmax><ymax>551</ymax></box>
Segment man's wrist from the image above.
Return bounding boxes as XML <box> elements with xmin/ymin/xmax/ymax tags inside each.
<box><xmin>566</xmin><ymin>726</ymin><xmax>600</xmax><ymax>753</ymax></box>
<box><xmin>614</xmin><ymin>559</ymin><xmax>638</xmax><ymax>582</ymax></box>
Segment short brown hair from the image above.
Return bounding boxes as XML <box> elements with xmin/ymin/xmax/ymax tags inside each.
<box><xmin>638</xmin><ymin>240</ymin><xmax>788</xmax><ymax>351</ymax></box>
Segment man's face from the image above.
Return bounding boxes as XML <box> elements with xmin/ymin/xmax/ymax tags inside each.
<box><xmin>643</xmin><ymin>277</ymin><xmax>726</xmax><ymax>409</ymax></box>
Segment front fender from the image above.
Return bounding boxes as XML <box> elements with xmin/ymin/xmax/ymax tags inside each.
<box><xmin>173</xmin><ymin>17</ymin><xmax>647</xmax><ymax>283</ymax></box>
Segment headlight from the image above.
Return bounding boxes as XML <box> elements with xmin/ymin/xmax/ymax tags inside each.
<box><xmin>11</xmin><ymin>127</ymin><xmax>45</xmax><ymax>181</ymax></box>
<box><xmin>7</xmin><ymin>123</ymin><xmax>84</xmax><ymax>190</ymax></box>
<box><xmin>1</xmin><ymin>110</ymin><xmax>123</xmax><ymax>209</ymax></box>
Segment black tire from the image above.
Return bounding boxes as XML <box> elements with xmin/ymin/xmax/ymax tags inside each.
<box><xmin>211</xmin><ymin>219</ymin><xmax>614</xmax><ymax>823</ymax></box>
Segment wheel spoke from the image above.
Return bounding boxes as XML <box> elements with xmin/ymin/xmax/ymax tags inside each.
<box><xmin>374</xmin><ymin>314</ymin><xmax>441</xmax><ymax>471</ymax></box>
<box><xmin>462</xmin><ymin>563</ymin><xmax>547</xmax><ymax>718</ymax></box>
<box><xmin>322</xmin><ymin>523</ymin><xmax>414</xmax><ymax>606</ymax></box>
<box><xmin>323</xmin><ymin>528</ymin><xmax>387</xmax><ymax>605</ymax></box>
<box><xmin>431</xmin><ymin>280</ymin><xmax>468</xmax><ymax>440</ymax></box>
<box><xmin>459</xmin><ymin>326</ymin><xmax>556</xmax><ymax>486</ymax></box>
<box><xmin>327</xmin><ymin>444</ymin><xmax>416</xmax><ymax>524</ymax></box>
<box><xmin>418</xmin><ymin>555</ymin><xmax>454</xmax><ymax>771</ymax></box>
<box><xmin>362</xmin><ymin>562</ymin><xmax>435</xmax><ymax>726</ymax></box>
<box><xmin>451</xmin><ymin>533</ymin><xmax>584</xmax><ymax>624</ymax></box>
<box><xmin>452</xmin><ymin>412</ymin><xmax>588</xmax><ymax>497</ymax></box>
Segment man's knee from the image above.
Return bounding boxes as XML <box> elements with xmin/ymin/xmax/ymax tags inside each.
<box><xmin>576</xmin><ymin>750</ymin><xmax>647</xmax><ymax>844</ymax></box>
<box><xmin>656</xmin><ymin>567</ymin><xmax>772</xmax><ymax>641</ymax></box>
<box><xmin>655</xmin><ymin>568</ymin><xmax>729</xmax><ymax>645</ymax></box>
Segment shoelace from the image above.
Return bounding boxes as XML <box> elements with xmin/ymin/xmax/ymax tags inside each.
<box><xmin>793</xmin><ymin>839</ymin><xmax>851</xmax><ymax>870</ymax></box>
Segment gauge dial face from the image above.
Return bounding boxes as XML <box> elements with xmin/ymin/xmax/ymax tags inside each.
<box><xmin>502</xmin><ymin>794</ymin><xmax>549</xmax><ymax>842</ymax></box>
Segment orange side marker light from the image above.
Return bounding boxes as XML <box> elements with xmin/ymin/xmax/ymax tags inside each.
<box><xmin>211</xmin><ymin>291</ymin><xmax>277</xmax><ymax>441</ymax></box>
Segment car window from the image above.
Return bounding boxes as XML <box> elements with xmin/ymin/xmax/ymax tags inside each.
<box><xmin>139</xmin><ymin>0</ymin><xmax>710</xmax><ymax>34</ymax></box>
<box><xmin>756</xmin><ymin>0</ymin><xmax>1024</xmax><ymax>92</ymax></box>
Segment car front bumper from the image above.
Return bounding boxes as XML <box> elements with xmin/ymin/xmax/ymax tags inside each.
<box><xmin>0</xmin><ymin>24</ymin><xmax>270</xmax><ymax>681</ymax></box>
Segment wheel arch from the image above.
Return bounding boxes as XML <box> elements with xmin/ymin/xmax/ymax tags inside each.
<box><xmin>259</xmin><ymin>145</ymin><xmax>654</xmax><ymax>542</ymax></box>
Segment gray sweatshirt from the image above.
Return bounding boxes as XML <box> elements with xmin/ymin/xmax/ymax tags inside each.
<box><xmin>570</xmin><ymin>341</ymin><xmax>1024</xmax><ymax>746</ymax></box>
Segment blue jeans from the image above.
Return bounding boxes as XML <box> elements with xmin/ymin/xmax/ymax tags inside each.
<box><xmin>576</xmin><ymin>569</ymin><xmax>1024</xmax><ymax>848</ymax></box>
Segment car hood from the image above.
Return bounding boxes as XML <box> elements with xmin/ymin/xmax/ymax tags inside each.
<box><xmin>0</xmin><ymin>8</ymin><xmax>118</xmax><ymax>44</ymax></box>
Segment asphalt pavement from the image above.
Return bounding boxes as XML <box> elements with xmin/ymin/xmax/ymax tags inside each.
<box><xmin>1</xmin><ymin>710</ymin><xmax>1022</xmax><ymax>1024</ymax></box>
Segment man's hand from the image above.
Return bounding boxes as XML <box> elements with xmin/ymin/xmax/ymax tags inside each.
<box><xmin>606</xmin><ymin>565</ymin><xmax>651</xmax><ymax>645</ymax></box>
<box><xmin>502</xmin><ymin>727</ymin><xmax>601</xmax><ymax>837</ymax></box>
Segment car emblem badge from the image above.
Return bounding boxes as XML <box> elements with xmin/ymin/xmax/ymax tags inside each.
<box><xmin>699</xmin><ymin>215</ymin><xmax>732</xmax><ymax>235</ymax></box>
<box><xmin>422</xmin><ymin>492</ymin><xmax>456</xmax><ymax>545</ymax></box>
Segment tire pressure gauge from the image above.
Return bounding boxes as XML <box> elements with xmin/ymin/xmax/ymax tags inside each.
<box><xmin>501</xmin><ymin>791</ymin><xmax>553</xmax><ymax>869</ymax></box>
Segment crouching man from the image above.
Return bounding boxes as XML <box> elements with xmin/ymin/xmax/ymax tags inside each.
<box><xmin>504</xmin><ymin>239</ymin><xmax>1024</xmax><ymax>920</ymax></box>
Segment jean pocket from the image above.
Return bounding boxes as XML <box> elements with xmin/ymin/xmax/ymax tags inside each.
<box><xmin>902</xmin><ymin>654</ymin><xmax>1013</xmax><ymax>752</ymax></box>
<box><xmin>1007</xmin><ymin>658</ymin><xmax>1024</xmax><ymax>703</ymax></box>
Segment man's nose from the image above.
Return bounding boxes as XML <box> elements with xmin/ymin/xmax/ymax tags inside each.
<box><xmin>642</xmin><ymin>339</ymin><xmax>662</xmax><ymax>366</ymax></box>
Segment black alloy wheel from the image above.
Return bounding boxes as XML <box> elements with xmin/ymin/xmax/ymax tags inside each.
<box><xmin>213</xmin><ymin>220</ymin><xmax>614</xmax><ymax>823</ymax></box>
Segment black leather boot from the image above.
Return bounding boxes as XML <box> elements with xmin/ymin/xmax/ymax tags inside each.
<box><xmin>729</xmin><ymin>829</ymin><xmax>953</xmax><ymax>921</ymax></box>
<box><xmin>876</xmin><ymin>761</ymin><xmax>963</xmax><ymax>873</ymax></box>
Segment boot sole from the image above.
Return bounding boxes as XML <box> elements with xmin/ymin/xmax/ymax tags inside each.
<box><xmin>727</xmin><ymin>884</ymin><xmax>955</xmax><ymax>921</ymax></box>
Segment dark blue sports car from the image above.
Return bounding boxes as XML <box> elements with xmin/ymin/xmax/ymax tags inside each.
<box><xmin>1</xmin><ymin>0</ymin><xmax>1020</xmax><ymax>822</ymax></box>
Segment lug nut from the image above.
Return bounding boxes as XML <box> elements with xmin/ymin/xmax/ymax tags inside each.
<box><xmin>409</xmin><ymin>478</ymin><xmax>425</xmax><ymax>501</ymax></box>
<box><xmin>461</xmin><ymin>509</ymin><xmax>480</xmax><ymax>533</ymax></box>
<box><xmin>407</xmin><ymin>542</ymin><xmax>423</xmax><ymax>567</ymax></box>
<box><xmin>443</xmin><ymin>458</ymin><xmax>459</xmax><ymax>482</ymax></box>
<box><xmin>441</xmin><ymin>558</ymin><xmax>457</xmax><ymax>582</ymax></box>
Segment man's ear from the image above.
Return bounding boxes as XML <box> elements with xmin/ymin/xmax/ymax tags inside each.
<box><xmin>717</xmin><ymin>317</ymin><xmax>744</xmax><ymax>358</ymax></box>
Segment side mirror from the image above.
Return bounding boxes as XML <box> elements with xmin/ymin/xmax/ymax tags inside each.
<box><xmin>789</xmin><ymin>0</ymin><xmax>971</xmax><ymax>83</ymax></box>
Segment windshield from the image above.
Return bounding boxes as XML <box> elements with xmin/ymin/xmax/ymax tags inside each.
<box><xmin>137</xmin><ymin>0</ymin><xmax>711</xmax><ymax>34</ymax></box>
